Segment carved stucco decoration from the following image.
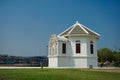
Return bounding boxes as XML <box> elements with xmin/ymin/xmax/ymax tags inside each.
<box><xmin>49</xmin><ymin>34</ymin><xmax>58</xmax><ymax>56</ymax></box>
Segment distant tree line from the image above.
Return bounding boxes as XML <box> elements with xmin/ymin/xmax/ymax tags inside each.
<box><xmin>0</xmin><ymin>54</ymin><xmax>48</xmax><ymax>67</ymax></box>
<box><xmin>98</xmin><ymin>48</ymin><xmax>120</xmax><ymax>67</ymax></box>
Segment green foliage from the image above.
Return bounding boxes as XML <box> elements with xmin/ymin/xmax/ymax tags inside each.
<box><xmin>0</xmin><ymin>69</ymin><xmax>120</xmax><ymax>80</ymax></box>
<box><xmin>97</xmin><ymin>48</ymin><xmax>120</xmax><ymax>67</ymax></box>
<box><xmin>98</xmin><ymin>48</ymin><xmax>113</xmax><ymax>62</ymax></box>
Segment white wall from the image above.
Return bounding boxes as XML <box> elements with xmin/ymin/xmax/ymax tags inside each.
<box><xmin>73</xmin><ymin>57</ymin><xmax>88</xmax><ymax>68</ymax></box>
<box><xmin>87</xmin><ymin>57</ymin><xmax>98</xmax><ymax>68</ymax></box>
<box><xmin>48</xmin><ymin>57</ymin><xmax>58</xmax><ymax>67</ymax></box>
<box><xmin>69</xmin><ymin>36</ymin><xmax>88</xmax><ymax>56</ymax></box>
<box><xmin>58</xmin><ymin>57</ymin><xmax>71</xmax><ymax>67</ymax></box>
<box><xmin>58</xmin><ymin>41</ymin><xmax>70</xmax><ymax>56</ymax></box>
<box><xmin>86</xmin><ymin>38</ymin><xmax>97</xmax><ymax>57</ymax></box>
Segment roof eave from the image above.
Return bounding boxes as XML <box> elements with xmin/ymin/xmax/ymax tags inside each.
<box><xmin>62</xmin><ymin>34</ymin><xmax>100</xmax><ymax>39</ymax></box>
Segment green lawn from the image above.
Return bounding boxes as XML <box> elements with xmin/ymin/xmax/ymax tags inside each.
<box><xmin>0</xmin><ymin>68</ymin><xmax>119</xmax><ymax>80</ymax></box>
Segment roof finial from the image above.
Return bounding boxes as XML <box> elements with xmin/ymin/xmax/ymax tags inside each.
<box><xmin>76</xmin><ymin>21</ymin><xmax>78</xmax><ymax>23</ymax></box>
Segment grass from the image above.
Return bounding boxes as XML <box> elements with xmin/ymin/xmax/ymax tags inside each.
<box><xmin>0</xmin><ymin>68</ymin><xmax>120</xmax><ymax>80</ymax></box>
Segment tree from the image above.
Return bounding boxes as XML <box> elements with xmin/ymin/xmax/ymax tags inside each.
<box><xmin>112</xmin><ymin>51</ymin><xmax>120</xmax><ymax>67</ymax></box>
<box><xmin>98</xmin><ymin>48</ymin><xmax>120</xmax><ymax>67</ymax></box>
<box><xmin>98</xmin><ymin>48</ymin><xmax>113</xmax><ymax>62</ymax></box>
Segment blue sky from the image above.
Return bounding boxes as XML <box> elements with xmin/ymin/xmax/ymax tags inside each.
<box><xmin>0</xmin><ymin>0</ymin><xmax>120</xmax><ymax>56</ymax></box>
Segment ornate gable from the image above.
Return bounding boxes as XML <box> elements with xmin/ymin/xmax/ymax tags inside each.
<box><xmin>59</xmin><ymin>21</ymin><xmax>100</xmax><ymax>39</ymax></box>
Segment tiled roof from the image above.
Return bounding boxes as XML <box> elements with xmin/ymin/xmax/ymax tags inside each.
<box><xmin>59</xmin><ymin>21</ymin><xmax>100</xmax><ymax>38</ymax></box>
<box><xmin>69</xmin><ymin>25</ymin><xmax>87</xmax><ymax>35</ymax></box>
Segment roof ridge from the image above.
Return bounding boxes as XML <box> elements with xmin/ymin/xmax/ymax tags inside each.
<box><xmin>81</xmin><ymin>24</ymin><xmax>100</xmax><ymax>36</ymax></box>
<box><xmin>68</xmin><ymin>22</ymin><xmax>89</xmax><ymax>35</ymax></box>
<box><xmin>67</xmin><ymin>24</ymin><xmax>75</xmax><ymax>35</ymax></box>
<box><xmin>59</xmin><ymin>25</ymin><xmax>73</xmax><ymax>36</ymax></box>
<box><xmin>77</xmin><ymin>23</ymin><xmax>89</xmax><ymax>34</ymax></box>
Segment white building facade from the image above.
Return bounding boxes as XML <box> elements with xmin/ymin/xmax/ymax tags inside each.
<box><xmin>48</xmin><ymin>21</ymin><xmax>100</xmax><ymax>68</ymax></box>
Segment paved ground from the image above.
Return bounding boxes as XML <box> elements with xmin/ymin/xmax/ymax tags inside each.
<box><xmin>92</xmin><ymin>69</ymin><xmax>120</xmax><ymax>73</ymax></box>
<box><xmin>0</xmin><ymin>67</ymin><xmax>42</xmax><ymax>69</ymax></box>
<box><xmin>0</xmin><ymin>67</ymin><xmax>120</xmax><ymax>73</ymax></box>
